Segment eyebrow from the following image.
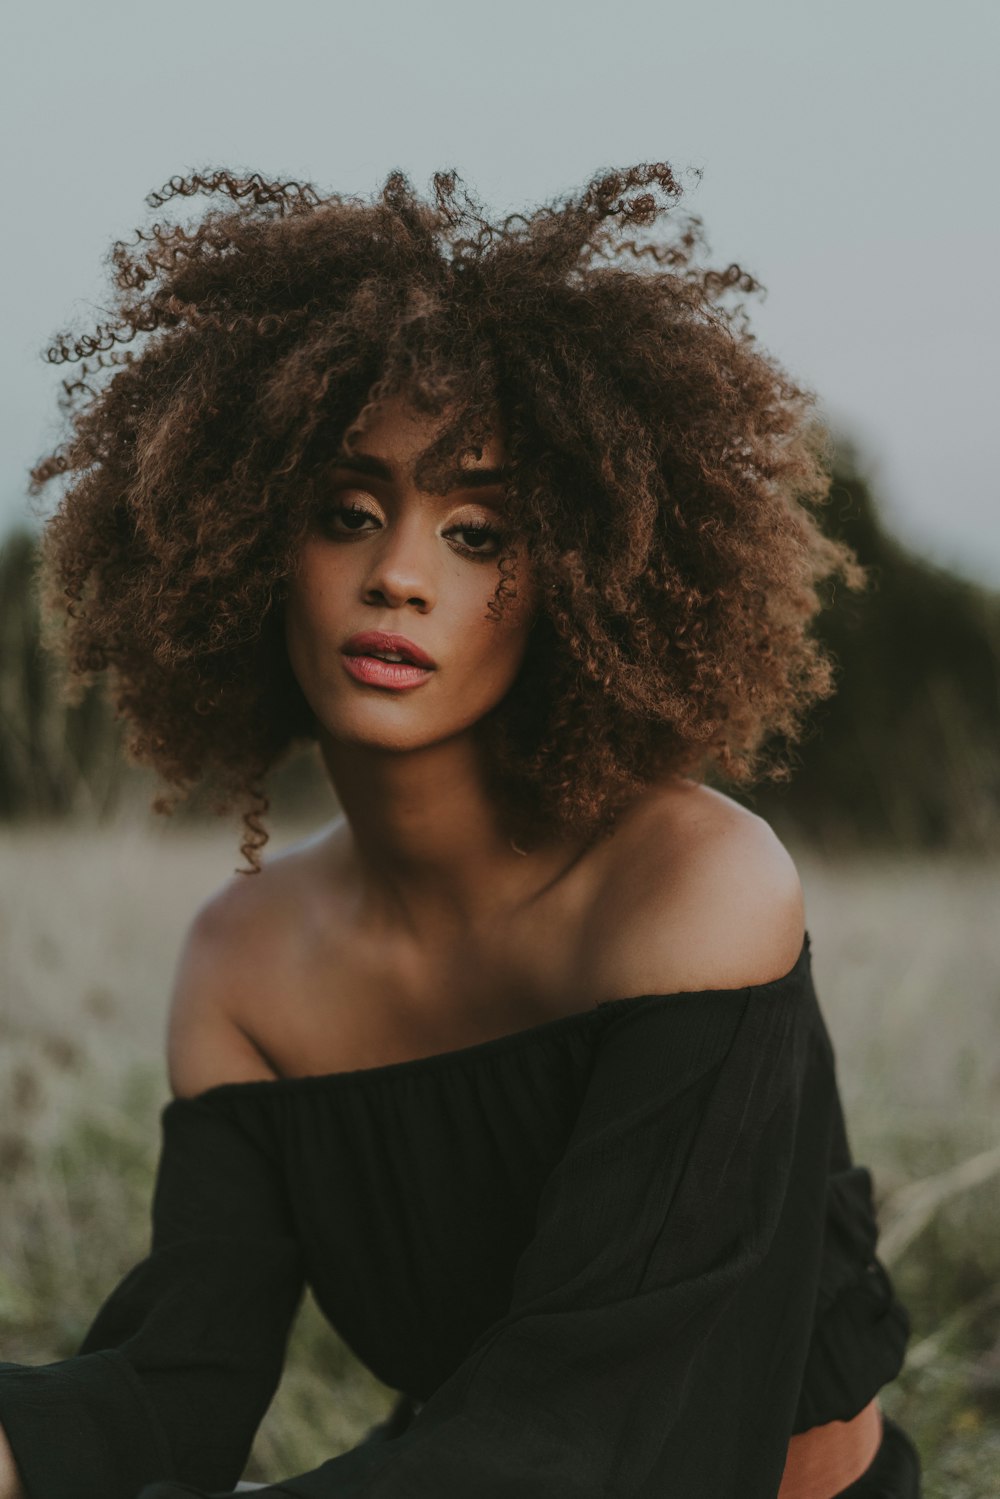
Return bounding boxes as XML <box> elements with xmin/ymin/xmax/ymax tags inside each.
<box><xmin>331</xmin><ymin>450</ymin><xmax>509</xmax><ymax>489</ymax></box>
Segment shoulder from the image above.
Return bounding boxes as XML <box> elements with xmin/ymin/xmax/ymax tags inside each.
<box><xmin>167</xmin><ymin>873</ymin><xmax>282</xmax><ymax>1099</ymax></box>
<box><xmin>166</xmin><ymin>824</ymin><xmax>340</xmax><ymax>1100</ymax></box>
<box><xmin>583</xmin><ymin>780</ymin><xmax>806</xmax><ymax>1000</ymax></box>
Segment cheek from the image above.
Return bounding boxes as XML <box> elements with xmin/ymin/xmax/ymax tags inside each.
<box><xmin>283</xmin><ymin>548</ymin><xmax>344</xmax><ymax>672</ymax></box>
<box><xmin>457</xmin><ymin>564</ymin><xmax>538</xmax><ymax>672</ymax></box>
<box><xmin>283</xmin><ymin>541</ymin><xmax>539</xmax><ymax>705</ymax></box>
<box><xmin>297</xmin><ymin>537</ymin><xmax>365</xmax><ymax>616</ymax></box>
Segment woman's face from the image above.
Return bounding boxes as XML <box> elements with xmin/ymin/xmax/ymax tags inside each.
<box><xmin>284</xmin><ymin>393</ymin><xmax>539</xmax><ymax>753</ymax></box>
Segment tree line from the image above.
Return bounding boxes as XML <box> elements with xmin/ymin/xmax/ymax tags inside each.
<box><xmin>2</xmin><ymin>446</ymin><xmax>997</xmax><ymax>850</ymax></box>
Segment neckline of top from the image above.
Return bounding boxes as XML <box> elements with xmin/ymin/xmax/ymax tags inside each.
<box><xmin>176</xmin><ymin>930</ymin><xmax>812</xmax><ymax>1106</ymax></box>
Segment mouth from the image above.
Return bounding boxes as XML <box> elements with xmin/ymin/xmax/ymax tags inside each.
<box><xmin>342</xmin><ymin>630</ymin><xmax>436</xmax><ymax>668</ymax></box>
<box><xmin>341</xmin><ymin>630</ymin><xmax>437</xmax><ymax>691</ymax></box>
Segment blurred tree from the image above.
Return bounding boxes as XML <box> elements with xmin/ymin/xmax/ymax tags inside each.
<box><xmin>0</xmin><ymin>528</ymin><xmax>136</xmax><ymax>820</ymax></box>
<box><xmin>743</xmin><ymin>439</ymin><xmax>1000</xmax><ymax>851</ymax></box>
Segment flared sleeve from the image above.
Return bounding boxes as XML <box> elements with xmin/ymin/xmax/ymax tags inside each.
<box><xmin>0</xmin><ymin>1094</ymin><xmax>305</xmax><ymax>1499</ymax></box>
<box><xmin>145</xmin><ymin>953</ymin><xmax>866</xmax><ymax>1499</ymax></box>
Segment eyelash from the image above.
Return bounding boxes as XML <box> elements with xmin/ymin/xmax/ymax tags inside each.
<box><xmin>320</xmin><ymin>501</ymin><xmax>503</xmax><ymax>560</ymax></box>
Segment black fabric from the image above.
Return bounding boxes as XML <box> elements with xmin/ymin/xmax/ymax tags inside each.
<box><xmin>0</xmin><ymin>931</ymin><xmax>920</xmax><ymax>1497</ymax></box>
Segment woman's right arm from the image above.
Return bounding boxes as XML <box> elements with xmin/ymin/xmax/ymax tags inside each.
<box><xmin>0</xmin><ymin>900</ymin><xmax>304</xmax><ymax>1499</ymax></box>
<box><xmin>0</xmin><ymin>1094</ymin><xmax>305</xmax><ymax>1499</ymax></box>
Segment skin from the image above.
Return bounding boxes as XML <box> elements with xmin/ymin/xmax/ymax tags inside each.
<box><xmin>0</xmin><ymin>1431</ymin><xmax>17</xmax><ymax>1499</ymax></box>
<box><xmin>164</xmin><ymin>392</ymin><xmax>806</xmax><ymax>1095</ymax></box>
<box><xmin>203</xmin><ymin>392</ymin><xmax>628</xmax><ymax>1077</ymax></box>
<box><xmin>281</xmin><ymin>390</ymin><xmax>581</xmax><ymax>945</ymax></box>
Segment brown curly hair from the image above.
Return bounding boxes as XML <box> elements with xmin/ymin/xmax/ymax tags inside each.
<box><xmin>29</xmin><ymin>160</ymin><xmax>868</xmax><ymax>873</ymax></box>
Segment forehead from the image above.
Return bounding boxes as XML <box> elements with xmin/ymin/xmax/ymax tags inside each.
<box><xmin>339</xmin><ymin>393</ymin><xmax>506</xmax><ymax>475</ymax></box>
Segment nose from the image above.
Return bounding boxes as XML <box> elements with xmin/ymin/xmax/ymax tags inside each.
<box><xmin>361</xmin><ymin>512</ymin><xmax>436</xmax><ymax>611</ymax></box>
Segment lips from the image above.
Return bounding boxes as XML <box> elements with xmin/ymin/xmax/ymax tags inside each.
<box><xmin>341</xmin><ymin>654</ymin><xmax>434</xmax><ymax>690</ymax></box>
<box><xmin>342</xmin><ymin>630</ymin><xmax>437</xmax><ymax>668</ymax></box>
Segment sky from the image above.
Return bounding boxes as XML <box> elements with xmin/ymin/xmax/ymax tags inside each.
<box><xmin>2</xmin><ymin>0</ymin><xmax>997</xmax><ymax>586</ymax></box>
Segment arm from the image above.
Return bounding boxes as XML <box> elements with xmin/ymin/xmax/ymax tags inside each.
<box><xmin>0</xmin><ymin>1096</ymin><xmax>305</xmax><ymax>1499</ymax></box>
<box><xmin>0</xmin><ymin>900</ymin><xmax>304</xmax><ymax>1499</ymax></box>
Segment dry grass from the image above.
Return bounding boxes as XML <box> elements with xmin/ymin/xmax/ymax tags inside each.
<box><xmin>1</xmin><ymin>813</ymin><xmax>998</xmax><ymax>1493</ymax></box>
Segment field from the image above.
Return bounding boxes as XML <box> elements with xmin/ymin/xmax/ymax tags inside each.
<box><xmin>1</xmin><ymin>815</ymin><xmax>998</xmax><ymax>1494</ymax></box>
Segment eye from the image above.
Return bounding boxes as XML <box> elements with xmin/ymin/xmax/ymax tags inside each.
<box><xmin>315</xmin><ymin>500</ymin><xmax>504</xmax><ymax>560</ymax></box>
<box><xmin>447</xmin><ymin>521</ymin><xmax>503</xmax><ymax>559</ymax></box>
<box><xmin>318</xmin><ymin>501</ymin><xmax>379</xmax><ymax>537</ymax></box>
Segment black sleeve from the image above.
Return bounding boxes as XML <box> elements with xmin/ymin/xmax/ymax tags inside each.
<box><xmin>0</xmin><ymin>1094</ymin><xmax>305</xmax><ymax>1499</ymax></box>
<box><xmin>143</xmin><ymin>964</ymin><xmax>843</xmax><ymax>1499</ymax></box>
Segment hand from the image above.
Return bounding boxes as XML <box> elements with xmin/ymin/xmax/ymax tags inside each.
<box><xmin>0</xmin><ymin>1423</ymin><xmax>25</xmax><ymax>1499</ymax></box>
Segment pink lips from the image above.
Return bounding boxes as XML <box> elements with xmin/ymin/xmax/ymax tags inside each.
<box><xmin>341</xmin><ymin>629</ymin><xmax>437</xmax><ymax>691</ymax></box>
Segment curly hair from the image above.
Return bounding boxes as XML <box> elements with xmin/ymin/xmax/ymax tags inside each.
<box><xmin>29</xmin><ymin>160</ymin><xmax>868</xmax><ymax>873</ymax></box>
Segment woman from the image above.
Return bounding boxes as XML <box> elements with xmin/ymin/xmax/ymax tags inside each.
<box><xmin>0</xmin><ymin>162</ymin><xmax>921</xmax><ymax>1496</ymax></box>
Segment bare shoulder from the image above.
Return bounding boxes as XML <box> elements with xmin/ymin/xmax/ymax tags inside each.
<box><xmin>167</xmin><ymin>870</ymin><xmax>284</xmax><ymax>1100</ymax></box>
<box><xmin>583</xmin><ymin>780</ymin><xmax>806</xmax><ymax>1000</ymax></box>
<box><xmin>166</xmin><ymin>823</ymin><xmax>341</xmax><ymax>1099</ymax></box>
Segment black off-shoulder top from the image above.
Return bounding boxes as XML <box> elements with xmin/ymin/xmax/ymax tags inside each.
<box><xmin>0</xmin><ymin>931</ymin><xmax>920</xmax><ymax>1497</ymax></box>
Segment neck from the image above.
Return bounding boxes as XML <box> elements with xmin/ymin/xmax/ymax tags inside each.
<box><xmin>318</xmin><ymin>727</ymin><xmax>586</xmax><ymax>940</ymax></box>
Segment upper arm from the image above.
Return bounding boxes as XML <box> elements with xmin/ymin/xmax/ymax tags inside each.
<box><xmin>593</xmin><ymin>801</ymin><xmax>806</xmax><ymax>998</ymax></box>
<box><xmin>167</xmin><ymin>883</ymin><xmax>281</xmax><ymax>1101</ymax></box>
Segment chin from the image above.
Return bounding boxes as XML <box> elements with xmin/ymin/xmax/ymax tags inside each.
<box><xmin>317</xmin><ymin>704</ymin><xmax>463</xmax><ymax>754</ymax></box>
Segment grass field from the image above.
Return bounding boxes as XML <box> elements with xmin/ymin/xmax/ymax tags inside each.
<box><xmin>1</xmin><ymin>814</ymin><xmax>998</xmax><ymax>1493</ymax></box>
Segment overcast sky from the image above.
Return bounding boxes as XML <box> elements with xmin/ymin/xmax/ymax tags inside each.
<box><xmin>3</xmin><ymin>0</ymin><xmax>997</xmax><ymax>585</ymax></box>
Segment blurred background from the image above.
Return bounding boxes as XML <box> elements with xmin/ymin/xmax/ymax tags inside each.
<box><xmin>1</xmin><ymin>2</ymin><xmax>998</xmax><ymax>1493</ymax></box>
